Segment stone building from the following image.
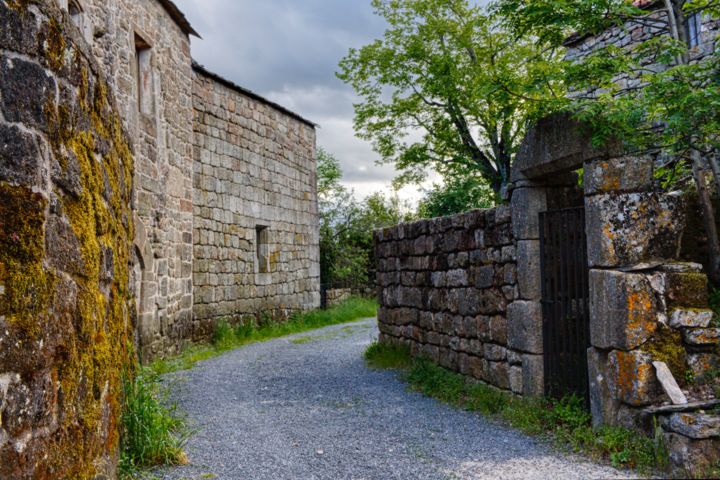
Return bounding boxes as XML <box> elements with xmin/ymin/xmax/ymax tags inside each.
<box><xmin>67</xmin><ymin>0</ymin><xmax>320</xmax><ymax>360</ymax></box>
<box><xmin>192</xmin><ymin>65</ymin><xmax>320</xmax><ymax>339</ymax></box>
<box><xmin>0</xmin><ymin>0</ymin><xmax>319</xmax><ymax>476</ymax></box>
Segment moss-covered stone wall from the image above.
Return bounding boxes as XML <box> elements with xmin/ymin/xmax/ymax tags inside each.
<box><xmin>82</xmin><ymin>0</ymin><xmax>195</xmax><ymax>362</ymax></box>
<box><xmin>0</xmin><ymin>1</ymin><xmax>135</xmax><ymax>477</ymax></box>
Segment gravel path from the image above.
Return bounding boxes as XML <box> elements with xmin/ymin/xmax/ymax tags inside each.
<box><xmin>158</xmin><ymin>318</ymin><xmax>634</xmax><ymax>480</ymax></box>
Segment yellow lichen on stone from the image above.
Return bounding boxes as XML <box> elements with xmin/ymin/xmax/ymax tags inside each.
<box><xmin>626</xmin><ymin>289</ymin><xmax>657</xmax><ymax>347</ymax></box>
<box><xmin>0</xmin><ymin>184</ymin><xmax>55</xmax><ymax>338</ymax></box>
<box><xmin>40</xmin><ymin>42</ymin><xmax>135</xmax><ymax>479</ymax></box>
<box><xmin>6</xmin><ymin>0</ymin><xmax>30</xmax><ymax>12</ymax></box>
<box><xmin>45</xmin><ymin>18</ymin><xmax>66</xmax><ymax>72</ymax></box>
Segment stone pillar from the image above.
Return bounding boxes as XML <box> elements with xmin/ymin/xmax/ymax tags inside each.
<box><xmin>509</xmin><ymin>183</ymin><xmax>547</xmax><ymax>396</ymax></box>
<box><xmin>582</xmin><ymin>154</ymin><xmax>710</xmax><ymax>428</ymax></box>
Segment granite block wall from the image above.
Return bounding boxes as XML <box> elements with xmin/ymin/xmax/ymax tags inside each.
<box><xmin>83</xmin><ymin>0</ymin><xmax>195</xmax><ymax>361</ymax></box>
<box><xmin>191</xmin><ymin>67</ymin><xmax>320</xmax><ymax>337</ymax></box>
<box><xmin>582</xmin><ymin>154</ymin><xmax>720</xmax><ymax>473</ymax></box>
<box><xmin>375</xmin><ymin>207</ymin><xmax>542</xmax><ymax>395</ymax></box>
<box><xmin>0</xmin><ymin>0</ymin><xmax>135</xmax><ymax>476</ymax></box>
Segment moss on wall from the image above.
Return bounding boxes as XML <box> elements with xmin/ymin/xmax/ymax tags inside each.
<box><xmin>46</xmin><ymin>64</ymin><xmax>135</xmax><ymax>477</ymax></box>
<box><xmin>0</xmin><ymin>6</ymin><xmax>136</xmax><ymax>478</ymax></box>
<box><xmin>643</xmin><ymin>325</ymin><xmax>688</xmax><ymax>386</ymax></box>
<box><xmin>0</xmin><ymin>184</ymin><xmax>54</xmax><ymax>338</ymax></box>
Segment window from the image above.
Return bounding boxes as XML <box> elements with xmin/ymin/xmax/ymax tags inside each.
<box><xmin>68</xmin><ymin>0</ymin><xmax>82</xmax><ymax>25</ymax></box>
<box><xmin>256</xmin><ymin>226</ymin><xmax>269</xmax><ymax>274</ymax></box>
<box><xmin>60</xmin><ymin>0</ymin><xmax>91</xmax><ymax>43</ymax></box>
<box><xmin>134</xmin><ymin>34</ymin><xmax>154</xmax><ymax>116</ymax></box>
<box><xmin>687</xmin><ymin>12</ymin><xmax>702</xmax><ymax>49</ymax></box>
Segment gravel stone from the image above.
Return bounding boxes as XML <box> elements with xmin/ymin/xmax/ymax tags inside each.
<box><xmin>158</xmin><ymin>319</ymin><xmax>634</xmax><ymax>480</ymax></box>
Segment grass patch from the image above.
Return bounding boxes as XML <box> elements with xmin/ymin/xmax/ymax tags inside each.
<box><xmin>365</xmin><ymin>342</ymin><xmax>669</xmax><ymax>474</ymax></box>
<box><xmin>119</xmin><ymin>370</ymin><xmax>189</xmax><ymax>479</ymax></box>
<box><xmin>150</xmin><ymin>297</ymin><xmax>378</xmax><ymax>375</ymax></box>
<box><xmin>365</xmin><ymin>341</ymin><xmax>415</xmax><ymax>370</ymax></box>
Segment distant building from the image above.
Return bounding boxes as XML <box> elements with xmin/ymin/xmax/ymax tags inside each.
<box><xmin>564</xmin><ymin>0</ymin><xmax>719</xmax><ymax>96</ymax></box>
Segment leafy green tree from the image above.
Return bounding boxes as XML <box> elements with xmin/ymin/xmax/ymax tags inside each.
<box><xmin>317</xmin><ymin>149</ymin><xmax>414</xmax><ymax>286</ymax></box>
<box><xmin>337</xmin><ymin>0</ymin><xmax>566</xmax><ymax>197</ymax></box>
<box><xmin>417</xmin><ymin>175</ymin><xmax>496</xmax><ymax>218</ymax></box>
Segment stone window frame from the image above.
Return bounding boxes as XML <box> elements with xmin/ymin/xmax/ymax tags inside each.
<box><xmin>58</xmin><ymin>0</ymin><xmax>91</xmax><ymax>44</ymax></box>
<box><xmin>255</xmin><ymin>225</ymin><xmax>270</xmax><ymax>274</ymax></box>
<box><xmin>133</xmin><ymin>33</ymin><xmax>155</xmax><ymax>120</ymax></box>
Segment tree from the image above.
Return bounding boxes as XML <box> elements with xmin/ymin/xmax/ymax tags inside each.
<box><xmin>494</xmin><ymin>0</ymin><xmax>720</xmax><ymax>281</ymax></box>
<box><xmin>417</xmin><ymin>174</ymin><xmax>495</xmax><ymax>218</ymax></box>
<box><xmin>337</xmin><ymin>0</ymin><xmax>566</xmax><ymax>197</ymax></box>
<box><xmin>317</xmin><ymin>148</ymin><xmax>414</xmax><ymax>286</ymax></box>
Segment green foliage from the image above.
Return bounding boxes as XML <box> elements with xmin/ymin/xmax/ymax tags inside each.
<box><xmin>119</xmin><ymin>371</ymin><xmax>188</xmax><ymax>478</ymax></box>
<box><xmin>337</xmin><ymin>0</ymin><xmax>566</xmax><ymax>194</ymax></box>
<box><xmin>317</xmin><ymin>147</ymin><xmax>343</xmax><ymax>198</ymax></box>
<box><xmin>364</xmin><ymin>342</ymin><xmax>669</xmax><ymax>474</ymax></box>
<box><xmin>492</xmin><ymin>0</ymin><xmax>643</xmax><ymax>49</ymax></box>
<box><xmin>364</xmin><ymin>341</ymin><xmax>414</xmax><ymax>370</ymax></box>
<box><xmin>495</xmin><ymin>0</ymin><xmax>720</xmax><ymax>191</ymax></box>
<box><xmin>150</xmin><ymin>298</ymin><xmax>379</xmax><ymax>376</ymax></box>
<box><xmin>318</xmin><ymin>148</ymin><xmax>414</xmax><ymax>286</ymax></box>
<box><xmin>417</xmin><ymin>174</ymin><xmax>497</xmax><ymax>218</ymax></box>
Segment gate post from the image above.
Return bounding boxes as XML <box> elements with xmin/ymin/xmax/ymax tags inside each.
<box><xmin>584</xmin><ymin>154</ymin><xmax>690</xmax><ymax>427</ymax></box>
<box><xmin>509</xmin><ymin>183</ymin><xmax>547</xmax><ymax>396</ymax></box>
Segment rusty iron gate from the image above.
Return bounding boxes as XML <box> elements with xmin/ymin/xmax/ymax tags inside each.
<box><xmin>539</xmin><ymin>207</ymin><xmax>591</xmax><ymax>402</ymax></box>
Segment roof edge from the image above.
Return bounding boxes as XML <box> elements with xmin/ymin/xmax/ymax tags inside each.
<box><xmin>192</xmin><ymin>62</ymin><xmax>318</xmax><ymax>129</ymax></box>
<box><xmin>157</xmin><ymin>0</ymin><xmax>201</xmax><ymax>38</ymax></box>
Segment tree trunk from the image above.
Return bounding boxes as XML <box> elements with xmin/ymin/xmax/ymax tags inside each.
<box><xmin>692</xmin><ymin>150</ymin><xmax>720</xmax><ymax>284</ymax></box>
<box><xmin>663</xmin><ymin>0</ymin><xmax>720</xmax><ymax>283</ymax></box>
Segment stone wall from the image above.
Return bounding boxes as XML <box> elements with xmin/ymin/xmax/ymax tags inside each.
<box><xmin>325</xmin><ymin>288</ymin><xmax>352</xmax><ymax>308</ymax></box>
<box><xmin>0</xmin><ymin>0</ymin><xmax>135</xmax><ymax>477</ymax></box>
<box><xmin>511</xmin><ymin>112</ymin><xmax>720</xmax><ymax>474</ymax></box>
<box><xmin>82</xmin><ymin>0</ymin><xmax>195</xmax><ymax>360</ymax></box>
<box><xmin>191</xmin><ymin>67</ymin><xmax>320</xmax><ymax>337</ymax></box>
<box><xmin>376</xmin><ymin>207</ymin><xmax>544</xmax><ymax>395</ymax></box>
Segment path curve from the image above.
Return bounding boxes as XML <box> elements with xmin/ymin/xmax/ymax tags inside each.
<box><xmin>158</xmin><ymin>319</ymin><xmax>633</xmax><ymax>480</ymax></box>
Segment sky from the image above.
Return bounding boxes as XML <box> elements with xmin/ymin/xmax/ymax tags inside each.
<box><xmin>173</xmin><ymin>0</ymin><xmax>436</xmax><ymax>203</ymax></box>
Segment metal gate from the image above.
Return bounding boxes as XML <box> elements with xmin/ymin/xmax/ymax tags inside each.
<box><xmin>539</xmin><ymin>207</ymin><xmax>591</xmax><ymax>402</ymax></box>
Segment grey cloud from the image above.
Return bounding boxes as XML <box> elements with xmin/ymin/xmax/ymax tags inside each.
<box><xmin>174</xmin><ymin>0</ymin><xmax>429</xmax><ymax>202</ymax></box>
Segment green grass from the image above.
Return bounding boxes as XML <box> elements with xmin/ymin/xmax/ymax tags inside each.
<box><xmin>365</xmin><ymin>342</ymin><xmax>669</xmax><ymax>475</ymax></box>
<box><xmin>150</xmin><ymin>297</ymin><xmax>378</xmax><ymax>375</ymax></box>
<box><xmin>365</xmin><ymin>341</ymin><xmax>415</xmax><ymax>370</ymax></box>
<box><xmin>119</xmin><ymin>370</ymin><xmax>189</xmax><ymax>479</ymax></box>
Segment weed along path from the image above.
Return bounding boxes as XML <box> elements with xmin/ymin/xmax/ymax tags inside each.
<box><xmin>158</xmin><ymin>319</ymin><xmax>632</xmax><ymax>480</ymax></box>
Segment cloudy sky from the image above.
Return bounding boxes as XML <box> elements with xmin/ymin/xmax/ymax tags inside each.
<box><xmin>174</xmin><ymin>0</ymin><xmax>434</xmax><ymax>203</ymax></box>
